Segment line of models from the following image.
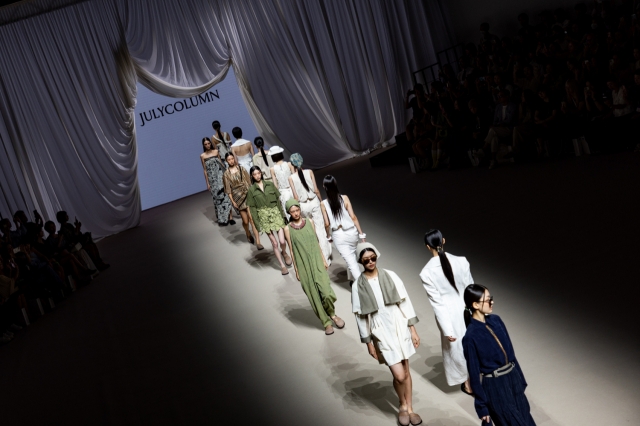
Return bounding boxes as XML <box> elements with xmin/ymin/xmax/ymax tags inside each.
<box><xmin>201</xmin><ymin>134</ymin><xmax>535</xmax><ymax>426</ymax></box>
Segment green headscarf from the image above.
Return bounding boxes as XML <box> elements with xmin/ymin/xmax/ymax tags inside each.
<box><xmin>285</xmin><ymin>198</ymin><xmax>300</xmax><ymax>213</ymax></box>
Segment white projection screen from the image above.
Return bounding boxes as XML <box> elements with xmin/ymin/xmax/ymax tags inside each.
<box><xmin>135</xmin><ymin>69</ymin><xmax>260</xmax><ymax>210</ymax></box>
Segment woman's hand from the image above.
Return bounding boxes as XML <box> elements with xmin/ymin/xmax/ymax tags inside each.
<box><xmin>231</xmin><ymin>201</ymin><xmax>238</xmax><ymax>210</ymax></box>
<box><xmin>446</xmin><ymin>336</ymin><xmax>457</xmax><ymax>342</ymax></box>
<box><xmin>367</xmin><ymin>343</ymin><xmax>378</xmax><ymax>360</ymax></box>
<box><xmin>411</xmin><ymin>327</ymin><xmax>420</xmax><ymax>348</ymax></box>
<box><xmin>481</xmin><ymin>416</ymin><xmax>491</xmax><ymax>423</ymax></box>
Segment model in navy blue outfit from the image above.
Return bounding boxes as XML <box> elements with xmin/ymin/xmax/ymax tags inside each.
<box><xmin>462</xmin><ymin>284</ymin><xmax>536</xmax><ymax>426</ymax></box>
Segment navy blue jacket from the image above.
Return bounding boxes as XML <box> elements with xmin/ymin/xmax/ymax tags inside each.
<box><xmin>462</xmin><ymin>314</ymin><xmax>527</xmax><ymax>418</ymax></box>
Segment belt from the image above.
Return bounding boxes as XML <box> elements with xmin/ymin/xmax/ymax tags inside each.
<box><xmin>482</xmin><ymin>362</ymin><xmax>515</xmax><ymax>378</ymax></box>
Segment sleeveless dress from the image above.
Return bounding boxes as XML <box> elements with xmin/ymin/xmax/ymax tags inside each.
<box><xmin>273</xmin><ymin>162</ymin><xmax>293</xmax><ymax>218</ymax></box>
<box><xmin>290</xmin><ymin>170</ymin><xmax>332</xmax><ymax>264</ymax></box>
<box><xmin>289</xmin><ymin>219</ymin><xmax>337</xmax><ymax>328</ymax></box>
<box><xmin>205</xmin><ymin>156</ymin><xmax>232</xmax><ymax>224</ymax></box>
<box><xmin>323</xmin><ymin>196</ymin><xmax>360</xmax><ymax>280</ymax></box>
<box><xmin>223</xmin><ymin>167</ymin><xmax>251</xmax><ymax>211</ymax></box>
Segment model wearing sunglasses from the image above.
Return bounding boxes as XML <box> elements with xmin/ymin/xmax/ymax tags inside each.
<box><xmin>462</xmin><ymin>284</ymin><xmax>535</xmax><ymax>426</ymax></box>
<box><xmin>352</xmin><ymin>242</ymin><xmax>423</xmax><ymax>426</ymax></box>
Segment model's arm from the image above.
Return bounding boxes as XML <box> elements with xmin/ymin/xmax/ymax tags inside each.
<box><xmin>270</xmin><ymin>167</ymin><xmax>278</xmax><ymax>189</ymax></box>
<box><xmin>246</xmin><ymin>187</ymin><xmax>260</xmax><ymax>233</ymax></box>
<box><xmin>342</xmin><ymin>195</ymin><xmax>365</xmax><ymax>240</ymax></box>
<box><xmin>309</xmin><ymin>170</ymin><xmax>322</xmax><ymax>200</ymax></box>
<box><xmin>463</xmin><ymin>338</ymin><xmax>490</xmax><ymax>421</ymax></box>
<box><xmin>320</xmin><ymin>202</ymin><xmax>331</xmax><ymax>240</ymax></box>
<box><xmin>288</xmin><ymin>176</ymin><xmax>299</xmax><ymax>201</ymax></box>
<box><xmin>420</xmin><ymin>269</ymin><xmax>454</xmax><ymax>337</ymax></box>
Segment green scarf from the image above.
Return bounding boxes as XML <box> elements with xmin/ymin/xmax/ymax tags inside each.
<box><xmin>356</xmin><ymin>269</ymin><xmax>402</xmax><ymax>315</ymax></box>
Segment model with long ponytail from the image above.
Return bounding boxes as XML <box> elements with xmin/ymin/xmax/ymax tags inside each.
<box><xmin>462</xmin><ymin>285</ymin><xmax>536</xmax><ymax>426</ymax></box>
<box><xmin>251</xmin><ymin>137</ymin><xmax>272</xmax><ymax>181</ymax></box>
<box><xmin>320</xmin><ymin>175</ymin><xmax>366</xmax><ymax>282</ymax></box>
<box><xmin>419</xmin><ymin>229</ymin><xmax>474</xmax><ymax>395</ymax></box>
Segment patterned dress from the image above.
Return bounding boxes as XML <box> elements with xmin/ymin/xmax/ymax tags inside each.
<box><xmin>223</xmin><ymin>167</ymin><xmax>251</xmax><ymax>211</ymax></box>
<box><xmin>205</xmin><ymin>156</ymin><xmax>232</xmax><ymax>224</ymax></box>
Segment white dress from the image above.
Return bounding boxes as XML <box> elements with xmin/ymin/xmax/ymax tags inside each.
<box><xmin>323</xmin><ymin>196</ymin><xmax>360</xmax><ymax>280</ymax></box>
<box><xmin>419</xmin><ymin>253</ymin><xmax>473</xmax><ymax>385</ymax></box>
<box><xmin>353</xmin><ymin>270</ymin><xmax>417</xmax><ymax>366</ymax></box>
<box><xmin>290</xmin><ymin>170</ymin><xmax>332</xmax><ymax>264</ymax></box>
<box><xmin>231</xmin><ymin>138</ymin><xmax>253</xmax><ymax>173</ymax></box>
<box><xmin>272</xmin><ymin>162</ymin><xmax>293</xmax><ymax>217</ymax></box>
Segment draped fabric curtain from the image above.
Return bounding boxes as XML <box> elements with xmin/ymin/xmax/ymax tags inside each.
<box><xmin>0</xmin><ymin>0</ymin><xmax>453</xmax><ymax>237</ymax></box>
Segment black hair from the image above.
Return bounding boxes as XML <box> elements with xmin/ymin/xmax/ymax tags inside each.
<box><xmin>270</xmin><ymin>152</ymin><xmax>284</xmax><ymax>163</ymax></box>
<box><xmin>202</xmin><ymin>137</ymin><xmax>213</xmax><ymax>152</ymax></box>
<box><xmin>463</xmin><ymin>284</ymin><xmax>488</xmax><ymax>327</ymax></box>
<box><xmin>56</xmin><ymin>211</ymin><xmax>67</xmax><ymax>223</ymax></box>
<box><xmin>44</xmin><ymin>220</ymin><xmax>55</xmax><ymax>234</ymax></box>
<box><xmin>212</xmin><ymin>121</ymin><xmax>224</xmax><ymax>143</ymax></box>
<box><xmin>232</xmin><ymin>127</ymin><xmax>242</xmax><ymax>139</ymax></box>
<box><xmin>254</xmin><ymin>137</ymin><xmax>269</xmax><ymax>167</ymax></box>
<box><xmin>249</xmin><ymin>166</ymin><xmax>263</xmax><ymax>183</ymax></box>
<box><xmin>293</xmin><ymin>164</ymin><xmax>310</xmax><ymax>192</ymax></box>
<box><xmin>424</xmin><ymin>229</ymin><xmax>457</xmax><ymax>293</ymax></box>
<box><xmin>358</xmin><ymin>248</ymin><xmax>376</xmax><ymax>264</ymax></box>
<box><xmin>322</xmin><ymin>175</ymin><xmax>343</xmax><ymax>220</ymax></box>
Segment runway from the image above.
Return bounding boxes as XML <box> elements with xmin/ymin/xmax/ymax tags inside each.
<box><xmin>1</xmin><ymin>151</ymin><xmax>639</xmax><ymax>425</ymax></box>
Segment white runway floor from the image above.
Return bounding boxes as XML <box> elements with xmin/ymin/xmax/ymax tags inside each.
<box><xmin>2</xmin><ymin>151</ymin><xmax>639</xmax><ymax>425</ymax></box>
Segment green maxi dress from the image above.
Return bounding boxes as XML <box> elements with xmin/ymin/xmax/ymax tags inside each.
<box><xmin>289</xmin><ymin>219</ymin><xmax>337</xmax><ymax>327</ymax></box>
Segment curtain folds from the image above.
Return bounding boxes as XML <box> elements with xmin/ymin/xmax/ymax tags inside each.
<box><xmin>0</xmin><ymin>0</ymin><xmax>453</xmax><ymax>236</ymax></box>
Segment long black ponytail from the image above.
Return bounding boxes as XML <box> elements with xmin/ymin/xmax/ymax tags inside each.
<box><xmin>424</xmin><ymin>229</ymin><xmax>457</xmax><ymax>293</ymax></box>
<box><xmin>463</xmin><ymin>284</ymin><xmax>488</xmax><ymax>327</ymax></box>
<box><xmin>322</xmin><ymin>175</ymin><xmax>343</xmax><ymax>220</ymax></box>
<box><xmin>254</xmin><ymin>137</ymin><xmax>269</xmax><ymax>167</ymax></box>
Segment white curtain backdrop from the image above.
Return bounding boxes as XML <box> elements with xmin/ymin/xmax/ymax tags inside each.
<box><xmin>0</xmin><ymin>0</ymin><xmax>453</xmax><ymax>237</ymax></box>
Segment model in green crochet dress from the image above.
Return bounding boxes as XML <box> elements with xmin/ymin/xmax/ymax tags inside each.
<box><xmin>283</xmin><ymin>198</ymin><xmax>345</xmax><ymax>335</ymax></box>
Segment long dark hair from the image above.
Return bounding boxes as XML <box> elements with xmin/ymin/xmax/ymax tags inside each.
<box><xmin>212</xmin><ymin>121</ymin><xmax>224</xmax><ymax>144</ymax></box>
<box><xmin>294</xmin><ymin>165</ymin><xmax>310</xmax><ymax>192</ymax></box>
<box><xmin>322</xmin><ymin>175</ymin><xmax>343</xmax><ymax>220</ymax></box>
<box><xmin>249</xmin><ymin>165</ymin><xmax>263</xmax><ymax>183</ymax></box>
<box><xmin>463</xmin><ymin>284</ymin><xmax>488</xmax><ymax>327</ymax></box>
<box><xmin>254</xmin><ymin>137</ymin><xmax>269</xmax><ymax>167</ymax></box>
<box><xmin>424</xmin><ymin>229</ymin><xmax>457</xmax><ymax>293</ymax></box>
<box><xmin>202</xmin><ymin>137</ymin><xmax>213</xmax><ymax>152</ymax></box>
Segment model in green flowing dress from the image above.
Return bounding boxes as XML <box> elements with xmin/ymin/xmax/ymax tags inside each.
<box><xmin>283</xmin><ymin>199</ymin><xmax>345</xmax><ymax>335</ymax></box>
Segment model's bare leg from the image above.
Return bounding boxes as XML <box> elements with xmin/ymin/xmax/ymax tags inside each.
<box><xmin>389</xmin><ymin>361</ymin><xmax>408</xmax><ymax>410</ymax></box>
<box><xmin>267</xmin><ymin>231</ymin><xmax>286</xmax><ymax>268</ymax></box>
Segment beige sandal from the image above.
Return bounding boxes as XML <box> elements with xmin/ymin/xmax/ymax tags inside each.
<box><xmin>332</xmin><ymin>316</ymin><xmax>345</xmax><ymax>329</ymax></box>
<box><xmin>324</xmin><ymin>325</ymin><xmax>334</xmax><ymax>335</ymax></box>
<box><xmin>409</xmin><ymin>412</ymin><xmax>423</xmax><ymax>425</ymax></box>
<box><xmin>281</xmin><ymin>266</ymin><xmax>289</xmax><ymax>275</ymax></box>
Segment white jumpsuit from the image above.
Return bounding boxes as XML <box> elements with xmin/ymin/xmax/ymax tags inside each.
<box><xmin>353</xmin><ymin>270</ymin><xmax>418</xmax><ymax>366</ymax></box>
<box><xmin>419</xmin><ymin>253</ymin><xmax>473</xmax><ymax>385</ymax></box>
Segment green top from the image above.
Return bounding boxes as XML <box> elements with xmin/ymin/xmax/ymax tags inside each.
<box><xmin>289</xmin><ymin>220</ymin><xmax>327</xmax><ymax>283</ymax></box>
<box><xmin>247</xmin><ymin>180</ymin><xmax>285</xmax><ymax>231</ymax></box>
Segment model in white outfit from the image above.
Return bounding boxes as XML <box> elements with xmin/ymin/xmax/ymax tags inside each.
<box><xmin>353</xmin><ymin>242</ymin><xmax>423</xmax><ymax>426</ymax></box>
<box><xmin>320</xmin><ymin>175</ymin><xmax>366</xmax><ymax>282</ymax></box>
<box><xmin>269</xmin><ymin>148</ymin><xmax>294</xmax><ymax>219</ymax></box>
<box><xmin>288</xmin><ymin>164</ymin><xmax>332</xmax><ymax>264</ymax></box>
<box><xmin>420</xmin><ymin>229</ymin><xmax>474</xmax><ymax>390</ymax></box>
<box><xmin>231</xmin><ymin>139</ymin><xmax>253</xmax><ymax>173</ymax></box>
